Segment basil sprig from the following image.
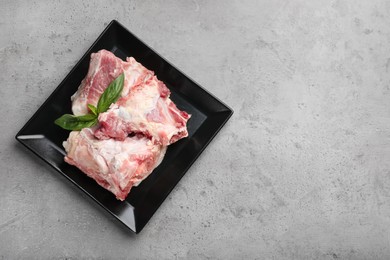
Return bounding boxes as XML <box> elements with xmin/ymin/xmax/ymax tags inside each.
<box><xmin>55</xmin><ymin>73</ymin><xmax>124</xmax><ymax>131</ymax></box>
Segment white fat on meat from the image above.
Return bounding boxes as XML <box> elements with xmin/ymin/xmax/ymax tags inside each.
<box><xmin>63</xmin><ymin>128</ymin><xmax>166</xmax><ymax>201</ymax></box>
<box><xmin>71</xmin><ymin>50</ymin><xmax>152</xmax><ymax>116</ymax></box>
<box><xmin>63</xmin><ymin>50</ymin><xmax>190</xmax><ymax>201</ymax></box>
<box><xmin>95</xmin><ymin>76</ymin><xmax>190</xmax><ymax>146</ymax></box>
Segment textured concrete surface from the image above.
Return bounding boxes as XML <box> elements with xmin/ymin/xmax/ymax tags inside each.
<box><xmin>1</xmin><ymin>0</ymin><xmax>390</xmax><ymax>259</ymax></box>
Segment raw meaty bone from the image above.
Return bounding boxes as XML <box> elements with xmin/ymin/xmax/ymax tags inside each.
<box><xmin>71</xmin><ymin>49</ymin><xmax>152</xmax><ymax>116</ymax></box>
<box><xmin>63</xmin><ymin>128</ymin><xmax>167</xmax><ymax>201</ymax></box>
<box><xmin>64</xmin><ymin>50</ymin><xmax>190</xmax><ymax>200</ymax></box>
<box><xmin>95</xmin><ymin>75</ymin><xmax>190</xmax><ymax>146</ymax></box>
<box><xmin>72</xmin><ymin>49</ymin><xmax>190</xmax><ymax>146</ymax></box>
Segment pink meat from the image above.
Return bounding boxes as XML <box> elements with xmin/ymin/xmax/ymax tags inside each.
<box><xmin>95</xmin><ymin>76</ymin><xmax>190</xmax><ymax>146</ymax></box>
<box><xmin>63</xmin><ymin>128</ymin><xmax>166</xmax><ymax>201</ymax></box>
<box><xmin>71</xmin><ymin>49</ymin><xmax>152</xmax><ymax>116</ymax></box>
<box><xmin>63</xmin><ymin>50</ymin><xmax>190</xmax><ymax>200</ymax></box>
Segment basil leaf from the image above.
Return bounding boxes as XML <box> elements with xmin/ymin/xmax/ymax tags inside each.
<box><xmin>97</xmin><ymin>73</ymin><xmax>124</xmax><ymax>113</ymax></box>
<box><xmin>54</xmin><ymin>73</ymin><xmax>125</xmax><ymax>131</ymax></box>
<box><xmin>87</xmin><ymin>104</ymin><xmax>98</xmax><ymax>115</ymax></box>
<box><xmin>54</xmin><ymin>113</ymin><xmax>98</xmax><ymax>131</ymax></box>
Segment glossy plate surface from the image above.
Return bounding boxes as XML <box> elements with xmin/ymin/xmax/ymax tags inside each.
<box><xmin>16</xmin><ymin>20</ymin><xmax>233</xmax><ymax>233</ymax></box>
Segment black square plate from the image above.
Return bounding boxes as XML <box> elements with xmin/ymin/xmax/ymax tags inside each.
<box><xmin>16</xmin><ymin>20</ymin><xmax>233</xmax><ymax>233</ymax></box>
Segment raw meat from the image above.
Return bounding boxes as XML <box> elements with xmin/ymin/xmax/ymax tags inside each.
<box><xmin>71</xmin><ymin>49</ymin><xmax>153</xmax><ymax>116</ymax></box>
<box><xmin>95</xmin><ymin>75</ymin><xmax>190</xmax><ymax>146</ymax></box>
<box><xmin>63</xmin><ymin>128</ymin><xmax>166</xmax><ymax>201</ymax></box>
<box><xmin>63</xmin><ymin>50</ymin><xmax>190</xmax><ymax>200</ymax></box>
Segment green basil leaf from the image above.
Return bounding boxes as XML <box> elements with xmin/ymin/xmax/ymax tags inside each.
<box><xmin>97</xmin><ymin>73</ymin><xmax>124</xmax><ymax>113</ymax></box>
<box><xmin>54</xmin><ymin>73</ymin><xmax>124</xmax><ymax>131</ymax></box>
<box><xmin>54</xmin><ymin>113</ymin><xmax>98</xmax><ymax>131</ymax></box>
<box><xmin>87</xmin><ymin>104</ymin><xmax>98</xmax><ymax>115</ymax></box>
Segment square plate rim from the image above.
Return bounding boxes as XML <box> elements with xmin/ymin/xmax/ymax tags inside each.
<box><xmin>15</xmin><ymin>20</ymin><xmax>234</xmax><ymax>233</ymax></box>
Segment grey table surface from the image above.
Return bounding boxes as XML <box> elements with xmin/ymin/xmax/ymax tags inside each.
<box><xmin>2</xmin><ymin>0</ymin><xmax>390</xmax><ymax>259</ymax></box>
